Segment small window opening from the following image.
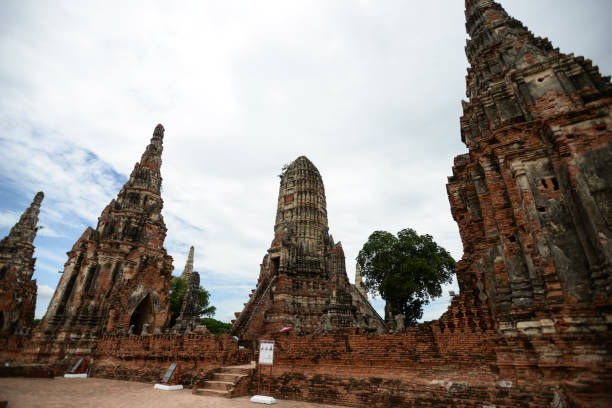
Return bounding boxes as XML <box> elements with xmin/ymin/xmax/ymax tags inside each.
<box><xmin>540</xmin><ymin>179</ymin><xmax>548</xmax><ymax>188</ymax></box>
<box><xmin>537</xmin><ymin>206</ymin><xmax>546</xmax><ymax>212</ymax></box>
<box><xmin>551</xmin><ymin>177</ymin><xmax>559</xmax><ymax>190</ymax></box>
<box><xmin>271</xmin><ymin>257</ymin><xmax>280</xmax><ymax>276</ymax></box>
<box><xmin>508</xmin><ymin>235</ymin><xmax>517</xmax><ymax>243</ymax></box>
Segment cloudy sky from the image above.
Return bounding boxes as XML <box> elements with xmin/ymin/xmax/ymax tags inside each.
<box><xmin>1</xmin><ymin>1</ymin><xmax>610</xmax><ymax>323</ymax></box>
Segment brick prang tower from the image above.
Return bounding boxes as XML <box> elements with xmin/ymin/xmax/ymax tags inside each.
<box><xmin>38</xmin><ymin>124</ymin><xmax>174</xmax><ymax>354</ymax></box>
<box><xmin>0</xmin><ymin>192</ymin><xmax>44</xmax><ymax>337</ymax></box>
<box><xmin>232</xmin><ymin>156</ymin><xmax>386</xmax><ymax>340</ymax></box>
<box><xmin>447</xmin><ymin>0</ymin><xmax>611</xmax><ymax>391</ymax></box>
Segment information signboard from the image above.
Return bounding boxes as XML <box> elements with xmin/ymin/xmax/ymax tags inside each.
<box><xmin>258</xmin><ymin>340</ymin><xmax>275</xmax><ymax>366</ymax></box>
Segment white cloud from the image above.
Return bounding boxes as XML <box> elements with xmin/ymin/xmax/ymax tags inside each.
<box><xmin>36</xmin><ymin>225</ymin><xmax>65</xmax><ymax>238</ymax></box>
<box><xmin>0</xmin><ymin>210</ymin><xmax>20</xmax><ymax>229</ymax></box>
<box><xmin>35</xmin><ymin>284</ymin><xmax>55</xmax><ymax>319</ymax></box>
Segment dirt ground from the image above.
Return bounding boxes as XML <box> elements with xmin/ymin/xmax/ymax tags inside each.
<box><xmin>0</xmin><ymin>377</ymin><xmax>351</xmax><ymax>408</ymax></box>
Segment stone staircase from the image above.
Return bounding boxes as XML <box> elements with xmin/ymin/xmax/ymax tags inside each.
<box><xmin>193</xmin><ymin>362</ymin><xmax>255</xmax><ymax>398</ymax></box>
<box><xmin>231</xmin><ymin>276</ymin><xmax>276</xmax><ymax>336</ymax></box>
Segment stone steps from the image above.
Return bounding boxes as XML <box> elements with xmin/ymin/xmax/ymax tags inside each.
<box><xmin>193</xmin><ymin>362</ymin><xmax>254</xmax><ymax>398</ymax></box>
<box><xmin>205</xmin><ymin>380</ymin><xmax>234</xmax><ymax>391</ymax></box>
<box><xmin>193</xmin><ymin>388</ymin><xmax>231</xmax><ymax>397</ymax></box>
<box><xmin>220</xmin><ymin>366</ymin><xmax>251</xmax><ymax>375</ymax></box>
<box><xmin>213</xmin><ymin>372</ymin><xmax>243</xmax><ymax>382</ymax></box>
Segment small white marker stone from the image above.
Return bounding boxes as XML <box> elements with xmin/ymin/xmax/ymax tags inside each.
<box><xmin>250</xmin><ymin>395</ymin><xmax>277</xmax><ymax>404</ymax></box>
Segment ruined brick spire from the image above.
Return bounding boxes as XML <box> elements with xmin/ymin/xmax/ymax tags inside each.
<box><xmin>99</xmin><ymin>123</ymin><xmax>169</xmax><ymax>245</ymax></box>
<box><xmin>232</xmin><ymin>156</ymin><xmax>386</xmax><ymax>339</ymax></box>
<box><xmin>4</xmin><ymin>192</ymin><xmax>44</xmax><ymax>247</ymax></box>
<box><xmin>460</xmin><ymin>0</ymin><xmax>611</xmax><ymax>148</ymax></box>
<box><xmin>181</xmin><ymin>246</ymin><xmax>195</xmax><ymax>280</ymax></box>
<box><xmin>0</xmin><ymin>191</ymin><xmax>44</xmax><ymax>335</ymax></box>
<box><xmin>464</xmin><ymin>0</ymin><xmax>559</xmax><ymax>102</ymax></box>
<box><xmin>448</xmin><ymin>0</ymin><xmax>612</xmax><ymax>338</ymax></box>
<box><xmin>39</xmin><ymin>124</ymin><xmax>174</xmax><ymax>348</ymax></box>
<box><xmin>123</xmin><ymin>123</ymin><xmax>165</xmax><ymax>194</ymax></box>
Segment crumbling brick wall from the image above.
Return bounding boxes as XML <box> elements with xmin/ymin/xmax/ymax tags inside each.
<box><xmin>92</xmin><ymin>333</ymin><xmax>250</xmax><ymax>385</ymax></box>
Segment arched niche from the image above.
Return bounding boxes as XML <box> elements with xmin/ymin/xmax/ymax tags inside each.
<box><xmin>129</xmin><ymin>293</ymin><xmax>155</xmax><ymax>335</ymax></box>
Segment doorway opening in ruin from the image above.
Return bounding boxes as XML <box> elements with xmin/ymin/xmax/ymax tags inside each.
<box><xmin>0</xmin><ymin>311</ymin><xmax>4</xmax><ymax>331</ymax></box>
<box><xmin>129</xmin><ymin>294</ymin><xmax>155</xmax><ymax>335</ymax></box>
<box><xmin>271</xmin><ymin>257</ymin><xmax>280</xmax><ymax>276</ymax></box>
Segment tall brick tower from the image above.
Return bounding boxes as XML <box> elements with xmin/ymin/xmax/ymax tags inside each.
<box><xmin>232</xmin><ymin>156</ymin><xmax>385</xmax><ymax>341</ymax></box>
<box><xmin>38</xmin><ymin>125</ymin><xmax>174</xmax><ymax>354</ymax></box>
<box><xmin>446</xmin><ymin>0</ymin><xmax>611</xmax><ymax>397</ymax></box>
<box><xmin>0</xmin><ymin>192</ymin><xmax>43</xmax><ymax>337</ymax></box>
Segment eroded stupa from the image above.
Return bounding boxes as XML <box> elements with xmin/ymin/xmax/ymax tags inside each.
<box><xmin>232</xmin><ymin>156</ymin><xmax>385</xmax><ymax>341</ymax></box>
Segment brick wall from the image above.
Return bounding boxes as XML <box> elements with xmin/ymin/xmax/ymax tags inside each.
<box><xmin>91</xmin><ymin>333</ymin><xmax>250</xmax><ymax>386</ymax></box>
<box><xmin>246</xmin><ymin>292</ymin><xmax>611</xmax><ymax>407</ymax></box>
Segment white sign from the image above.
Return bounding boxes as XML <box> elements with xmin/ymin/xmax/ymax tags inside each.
<box><xmin>259</xmin><ymin>340</ymin><xmax>275</xmax><ymax>366</ymax></box>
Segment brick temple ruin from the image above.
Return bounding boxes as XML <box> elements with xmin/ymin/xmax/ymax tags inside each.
<box><xmin>231</xmin><ymin>156</ymin><xmax>386</xmax><ymax>341</ymax></box>
<box><xmin>1</xmin><ymin>1</ymin><xmax>611</xmax><ymax>406</ymax></box>
<box><xmin>0</xmin><ymin>192</ymin><xmax>43</xmax><ymax>338</ymax></box>
<box><xmin>34</xmin><ymin>124</ymin><xmax>174</xmax><ymax>357</ymax></box>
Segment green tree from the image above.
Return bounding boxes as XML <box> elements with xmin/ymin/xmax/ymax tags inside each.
<box><xmin>356</xmin><ymin>228</ymin><xmax>455</xmax><ymax>327</ymax></box>
<box><xmin>168</xmin><ymin>276</ymin><xmax>216</xmax><ymax>327</ymax></box>
<box><xmin>200</xmin><ymin>317</ymin><xmax>232</xmax><ymax>334</ymax></box>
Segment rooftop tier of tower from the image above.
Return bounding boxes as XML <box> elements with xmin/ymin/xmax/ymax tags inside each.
<box><xmin>1</xmin><ymin>192</ymin><xmax>44</xmax><ymax>253</ymax></box>
<box><xmin>274</xmin><ymin>156</ymin><xmax>330</xmax><ymax>262</ymax></box>
<box><xmin>464</xmin><ymin>0</ymin><xmax>556</xmax><ymax>94</ymax></box>
<box><xmin>460</xmin><ymin>0</ymin><xmax>611</xmax><ymax>149</ymax></box>
<box><xmin>95</xmin><ymin>124</ymin><xmax>168</xmax><ymax>247</ymax></box>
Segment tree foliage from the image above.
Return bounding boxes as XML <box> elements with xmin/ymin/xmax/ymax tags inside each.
<box><xmin>169</xmin><ymin>276</ymin><xmax>216</xmax><ymax>327</ymax></box>
<box><xmin>356</xmin><ymin>228</ymin><xmax>455</xmax><ymax>327</ymax></box>
<box><xmin>278</xmin><ymin>163</ymin><xmax>290</xmax><ymax>179</ymax></box>
<box><xmin>201</xmin><ymin>317</ymin><xmax>232</xmax><ymax>334</ymax></box>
